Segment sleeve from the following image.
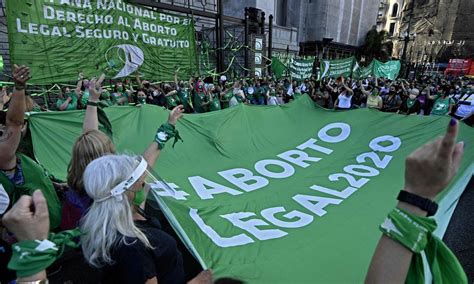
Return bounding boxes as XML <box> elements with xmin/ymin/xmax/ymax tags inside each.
<box><xmin>116</xmin><ymin>242</ymin><xmax>157</xmax><ymax>283</ymax></box>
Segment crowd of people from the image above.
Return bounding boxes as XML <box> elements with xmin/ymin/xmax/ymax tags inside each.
<box><xmin>1</xmin><ymin>67</ymin><xmax>473</xmax><ymax>126</ymax></box>
<box><xmin>0</xmin><ymin>64</ymin><xmax>471</xmax><ymax>284</ymax></box>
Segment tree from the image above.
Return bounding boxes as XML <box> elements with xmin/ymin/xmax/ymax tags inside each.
<box><xmin>361</xmin><ymin>27</ymin><xmax>393</xmax><ymax>62</ymax></box>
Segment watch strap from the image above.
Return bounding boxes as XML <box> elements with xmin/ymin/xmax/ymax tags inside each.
<box><xmin>87</xmin><ymin>101</ymin><xmax>98</xmax><ymax>107</ymax></box>
<box><xmin>397</xmin><ymin>190</ymin><xmax>438</xmax><ymax>216</ymax></box>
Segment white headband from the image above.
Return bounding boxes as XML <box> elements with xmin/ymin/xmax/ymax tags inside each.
<box><xmin>95</xmin><ymin>157</ymin><xmax>148</xmax><ymax>203</ymax></box>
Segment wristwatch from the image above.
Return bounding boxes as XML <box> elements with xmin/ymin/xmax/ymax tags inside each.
<box><xmin>87</xmin><ymin>101</ymin><xmax>98</xmax><ymax>107</ymax></box>
<box><xmin>397</xmin><ymin>190</ymin><xmax>438</xmax><ymax>217</ymax></box>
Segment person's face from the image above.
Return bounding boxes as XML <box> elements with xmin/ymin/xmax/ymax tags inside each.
<box><xmin>390</xmin><ymin>87</ymin><xmax>396</xmax><ymax>93</ymax></box>
<box><xmin>137</xmin><ymin>91</ymin><xmax>146</xmax><ymax>100</ymax></box>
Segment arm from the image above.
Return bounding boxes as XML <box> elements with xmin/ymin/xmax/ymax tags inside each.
<box><xmin>366</xmin><ymin>119</ymin><xmax>464</xmax><ymax>283</ymax></box>
<box><xmin>165</xmin><ymin>90</ymin><xmax>178</xmax><ymax>97</ymax></box>
<box><xmin>58</xmin><ymin>97</ymin><xmax>72</xmax><ymax>111</ymax></box>
<box><xmin>0</xmin><ymin>86</ymin><xmax>6</xmax><ymax>110</ymax></box>
<box><xmin>0</xmin><ymin>65</ymin><xmax>30</xmax><ymax>170</ymax></box>
<box><xmin>377</xmin><ymin>98</ymin><xmax>383</xmax><ymax>110</ymax></box>
<box><xmin>343</xmin><ymin>83</ymin><xmax>354</xmax><ymax>94</ymax></box>
<box><xmin>174</xmin><ymin>67</ymin><xmax>181</xmax><ymax>89</ymax></box>
<box><xmin>142</xmin><ymin>105</ymin><xmax>184</xmax><ymax>168</ymax></box>
<box><xmin>76</xmin><ymin>73</ymin><xmax>84</xmax><ymax>94</ymax></box>
<box><xmin>136</xmin><ymin>71</ymin><xmax>143</xmax><ymax>89</ymax></box>
<box><xmin>83</xmin><ymin>77</ymin><xmax>103</xmax><ymax>133</ymax></box>
<box><xmin>360</xmin><ymin>82</ymin><xmax>370</xmax><ymax>96</ymax></box>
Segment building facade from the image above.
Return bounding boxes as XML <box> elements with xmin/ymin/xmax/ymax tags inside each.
<box><xmin>224</xmin><ymin>0</ymin><xmax>380</xmax><ymax>59</ymax></box>
<box><xmin>379</xmin><ymin>0</ymin><xmax>474</xmax><ymax>62</ymax></box>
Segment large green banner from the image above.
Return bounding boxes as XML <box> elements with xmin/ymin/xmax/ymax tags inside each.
<box><xmin>290</xmin><ymin>58</ymin><xmax>314</xmax><ymax>80</ymax></box>
<box><xmin>319</xmin><ymin>56</ymin><xmax>355</xmax><ymax>79</ymax></box>
<box><xmin>6</xmin><ymin>0</ymin><xmax>197</xmax><ymax>84</ymax></box>
<box><xmin>373</xmin><ymin>59</ymin><xmax>401</xmax><ymax>80</ymax></box>
<box><xmin>29</xmin><ymin>97</ymin><xmax>474</xmax><ymax>283</ymax></box>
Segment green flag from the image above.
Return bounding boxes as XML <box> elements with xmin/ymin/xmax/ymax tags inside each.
<box><xmin>319</xmin><ymin>56</ymin><xmax>356</xmax><ymax>79</ymax></box>
<box><xmin>6</xmin><ymin>0</ymin><xmax>198</xmax><ymax>84</ymax></box>
<box><xmin>29</xmin><ymin>97</ymin><xmax>474</xmax><ymax>283</ymax></box>
<box><xmin>373</xmin><ymin>60</ymin><xmax>401</xmax><ymax>80</ymax></box>
<box><xmin>271</xmin><ymin>57</ymin><xmax>288</xmax><ymax>79</ymax></box>
<box><xmin>289</xmin><ymin>58</ymin><xmax>314</xmax><ymax>80</ymax></box>
<box><xmin>353</xmin><ymin>61</ymin><xmax>375</xmax><ymax>80</ymax></box>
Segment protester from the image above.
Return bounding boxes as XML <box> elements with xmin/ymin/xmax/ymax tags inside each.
<box><xmin>80</xmin><ymin>154</ymin><xmax>186</xmax><ymax>283</ymax></box>
<box><xmin>56</xmin><ymin>86</ymin><xmax>79</xmax><ymax>111</ymax></box>
<box><xmin>429</xmin><ymin>86</ymin><xmax>455</xmax><ymax>116</ymax></box>
<box><xmin>382</xmin><ymin>85</ymin><xmax>402</xmax><ymax>112</ymax></box>
<box><xmin>334</xmin><ymin>78</ymin><xmax>354</xmax><ymax>110</ymax></box>
<box><xmin>0</xmin><ymin>65</ymin><xmax>61</xmax><ymax>230</ymax></box>
<box><xmin>361</xmin><ymin>84</ymin><xmax>382</xmax><ymax>110</ymax></box>
<box><xmin>61</xmin><ymin>76</ymin><xmax>185</xmax><ymax>230</ymax></box>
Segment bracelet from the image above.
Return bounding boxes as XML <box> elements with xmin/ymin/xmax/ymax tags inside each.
<box><xmin>14</xmin><ymin>84</ymin><xmax>26</xmax><ymax>91</ymax></box>
<box><xmin>87</xmin><ymin>101</ymin><xmax>98</xmax><ymax>107</ymax></box>
<box><xmin>397</xmin><ymin>190</ymin><xmax>438</xmax><ymax>217</ymax></box>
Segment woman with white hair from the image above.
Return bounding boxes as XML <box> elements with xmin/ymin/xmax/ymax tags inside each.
<box><xmin>80</xmin><ymin>154</ymin><xmax>212</xmax><ymax>284</ymax></box>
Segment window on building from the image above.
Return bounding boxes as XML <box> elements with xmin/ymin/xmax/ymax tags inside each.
<box><xmin>276</xmin><ymin>0</ymin><xmax>287</xmax><ymax>26</ymax></box>
<box><xmin>389</xmin><ymin>22</ymin><xmax>396</xmax><ymax>36</ymax></box>
<box><xmin>391</xmin><ymin>3</ymin><xmax>399</xmax><ymax>17</ymax></box>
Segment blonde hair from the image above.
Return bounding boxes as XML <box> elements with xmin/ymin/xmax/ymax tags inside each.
<box><xmin>80</xmin><ymin>154</ymin><xmax>151</xmax><ymax>268</ymax></box>
<box><xmin>67</xmin><ymin>130</ymin><xmax>115</xmax><ymax>193</ymax></box>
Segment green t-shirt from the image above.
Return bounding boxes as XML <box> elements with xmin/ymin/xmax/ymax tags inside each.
<box><xmin>221</xmin><ymin>91</ymin><xmax>234</xmax><ymax>109</ymax></box>
<box><xmin>193</xmin><ymin>92</ymin><xmax>208</xmax><ymax>113</ymax></box>
<box><xmin>56</xmin><ymin>93</ymin><xmax>78</xmax><ymax>111</ymax></box>
<box><xmin>79</xmin><ymin>90</ymin><xmax>90</xmax><ymax>108</ymax></box>
<box><xmin>166</xmin><ymin>94</ymin><xmax>180</xmax><ymax>109</ymax></box>
<box><xmin>431</xmin><ymin>95</ymin><xmax>453</xmax><ymax>116</ymax></box>
<box><xmin>112</xmin><ymin>92</ymin><xmax>128</xmax><ymax>105</ymax></box>
<box><xmin>210</xmin><ymin>95</ymin><xmax>222</xmax><ymax>111</ymax></box>
<box><xmin>178</xmin><ymin>89</ymin><xmax>193</xmax><ymax>112</ymax></box>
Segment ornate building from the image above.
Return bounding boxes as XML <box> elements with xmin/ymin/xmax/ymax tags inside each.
<box><xmin>392</xmin><ymin>0</ymin><xmax>473</xmax><ymax>63</ymax></box>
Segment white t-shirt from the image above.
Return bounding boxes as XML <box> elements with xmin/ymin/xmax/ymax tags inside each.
<box><xmin>268</xmin><ymin>96</ymin><xmax>279</xmax><ymax>105</ymax></box>
<box><xmin>455</xmin><ymin>93</ymin><xmax>474</xmax><ymax>118</ymax></box>
<box><xmin>0</xmin><ymin>184</ymin><xmax>10</xmax><ymax>215</ymax></box>
<box><xmin>229</xmin><ymin>96</ymin><xmax>239</xmax><ymax>108</ymax></box>
<box><xmin>337</xmin><ymin>93</ymin><xmax>352</xmax><ymax>109</ymax></box>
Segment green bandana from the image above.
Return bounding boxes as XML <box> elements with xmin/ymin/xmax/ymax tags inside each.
<box><xmin>138</xmin><ymin>98</ymin><xmax>146</xmax><ymax>105</ymax></box>
<box><xmin>155</xmin><ymin>122</ymin><xmax>183</xmax><ymax>150</ymax></box>
<box><xmin>8</xmin><ymin>229</ymin><xmax>81</xmax><ymax>277</ymax></box>
<box><xmin>380</xmin><ymin>208</ymin><xmax>467</xmax><ymax>284</ymax></box>
<box><xmin>133</xmin><ymin>188</ymin><xmax>146</xmax><ymax>206</ymax></box>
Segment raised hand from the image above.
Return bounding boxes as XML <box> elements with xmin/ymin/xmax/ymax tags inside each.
<box><xmin>404</xmin><ymin>119</ymin><xmax>464</xmax><ymax>200</ymax></box>
<box><xmin>13</xmin><ymin>65</ymin><xmax>31</xmax><ymax>88</ymax></box>
<box><xmin>88</xmin><ymin>78</ymin><xmax>102</xmax><ymax>102</ymax></box>
<box><xmin>168</xmin><ymin>105</ymin><xmax>184</xmax><ymax>126</ymax></box>
<box><xmin>2</xmin><ymin>190</ymin><xmax>50</xmax><ymax>242</ymax></box>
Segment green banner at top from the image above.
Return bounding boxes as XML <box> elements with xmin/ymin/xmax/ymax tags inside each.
<box><xmin>373</xmin><ymin>60</ymin><xmax>401</xmax><ymax>80</ymax></box>
<box><xmin>290</xmin><ymin>58</ymin><xmax>314</xmax><ymax>80</ymax></box>
<box><xmin>28</xmin><ymin>97</ymin><xmax>474</xmax><ymax>283</ymax></box>
<box><xmin>6</xmin><ymin>0</ymin><xmax>198</xmax><ymax>84</ymax></box>
<box><xmin>319</xmin><ymin>56</ymin><xmax>355</xmax><ymax>79</ymax></box>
